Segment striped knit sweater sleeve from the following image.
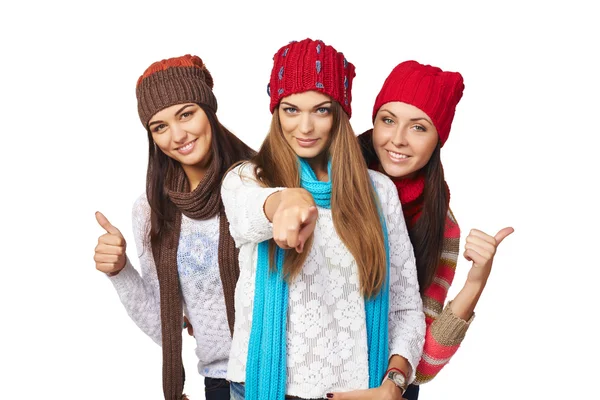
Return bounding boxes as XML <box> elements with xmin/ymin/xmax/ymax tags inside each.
<box><xmin>414</xmin><ymin>209</ymin><xmax>474</xmax><ymax>384</ymax></box>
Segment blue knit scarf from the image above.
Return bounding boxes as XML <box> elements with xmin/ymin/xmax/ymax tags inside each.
<box><xmin>245</xmin><ymin>158</ymin><xmax>390</xmax><ymax>399</ymax></box>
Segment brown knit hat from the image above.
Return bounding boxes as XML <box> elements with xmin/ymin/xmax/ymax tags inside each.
<box><xmin>136</xmin><ymin>54</ymin><xmax>218</xmax><ymax>128</ymax></box>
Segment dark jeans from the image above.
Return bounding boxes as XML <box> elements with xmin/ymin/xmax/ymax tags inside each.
<box><xmin>205</xmin><ymin>377</ymin><xmax>230</xmax><ymax>400</ymax></box>
<box><xmin>403</xmin><ymin>384</ymin><xmax>419</xmax><ymax>400</ymax></box>
<box><xmin>229</xmin><ymin>382</ymin><xmax>322</xmax><ymax>400</ymax></box>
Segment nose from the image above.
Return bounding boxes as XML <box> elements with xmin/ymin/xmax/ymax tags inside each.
<box><xmin>171</xmin><ymin>123</ymin><xmax>187</xmax><ymax>144</ymax></box>
<box><xmin>298</xmin><ymin>113</ymin><xmax>314</xmax><ymax>135</ymax></box>
<box><xmin>391</xmin><ymin>126</ymin><xmax>408</xmax><ymax>147</ymax></box>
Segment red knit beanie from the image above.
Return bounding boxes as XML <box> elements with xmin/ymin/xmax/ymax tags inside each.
<box><xmin>372</xmin><ymin>60</ymin><xmax>464</xmax><ymax>146</ymax></box>
<box><xmin>136</xmin><ymin>54</ymin><xmax>218</xmax><ymax>128</ymax></box>
<box><xmin>268</xmin><ymin>38</ymin><xmax>356</xmax><ymax>117</ymax></box>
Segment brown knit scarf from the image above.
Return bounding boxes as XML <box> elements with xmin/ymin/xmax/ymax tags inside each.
<box><xmin>151</xmin><ymin>160</ymin><xmax>239</xmax><ymax>400</ymax></box>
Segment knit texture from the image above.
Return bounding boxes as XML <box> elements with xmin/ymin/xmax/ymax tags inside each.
<box><xmin>222</xmin><ymin>164</ymin><xmax>425</xmax><ymax>398</ymax></box>
<box><xmin>133</xmin><ymin>54</ymin><xmax>238</xmax><ymax>399</ymax></box>
<box><xmin>151</xmin><ymin>161</ymin><xmax>239</xmax><ymax>399</ymax></box>
<box><xmin>372</xmin><ymin>60</ymin><xmax>464</xmax><ymax>146</ymax></box>
<box><xmin>136</xmin><ymin>54</ymin><xmax>218</xmax><ymax>128</ymax></box>
<box><xmin>391</xmin><ymin>170</ymin><xmax>471</xmax><ymax>384</ymax></box>
<box><xmin>109</xmin><ymin>194</ymin><xmax>232</xmax><ymax>379</ymax></box>
<box><xmin>268</xmin><ymin>39</ymin><xmax>356</xmax><ymax>117</ymax></box>
<box><xmin>358</xmin><ymin>127</ymin><xmax>472</xmax><ymax>384</ymax></box>
<box><xmin>244</xmin><ymin>159</ymin><xmax>390</xmax><ymax>400</ymax></box>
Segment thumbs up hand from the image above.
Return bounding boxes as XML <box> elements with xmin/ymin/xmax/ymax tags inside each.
<box><xmin>464</xmin><ymin>227</ymin><xmax>514</xmax><ymax>286</ymax></box>
<box><xmin>94</xmin><ymin>211</ymin><xmax>127</xmax><ymax>275</ymax></box>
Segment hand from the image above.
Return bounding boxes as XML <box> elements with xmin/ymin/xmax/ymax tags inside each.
<box><xmin>272</xmin><ymin>188</ymin><xmax>318</xmax><ymax>253</ymax></box>
<box><xmin>94</xmin><ymin>211</ymin><xmax>127</xmax><ymax>275</ymax></box>
<box><xmin>327</xmin><ymin>379</ymin><xmax>405</xmax><ymax>400</ymax></box>
<box><xmin>183</xmin><ymin>316</ymin><xmax>194</xmax><ymax>337</ymax></box>
<box><xmin>464</xmin><ymin>227</ymin><xmax>514</xmax><ymax>286</ymax></box>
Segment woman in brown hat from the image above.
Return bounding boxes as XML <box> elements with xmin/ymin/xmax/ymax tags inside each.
<box><xmin>93</xmin><ymin>54</ymin><xmax>254</xmax><ymax>400</ymax></box>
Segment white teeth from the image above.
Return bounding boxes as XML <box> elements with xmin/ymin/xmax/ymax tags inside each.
<box><xmin>179</xmin><ymin>140</ymin><xmax>195</xmax><ymax>151</ymax></box>
<box><xmin>388</xmin><ymin>150</ymin><xmax>408</xmax><ymax>160</ymax></box>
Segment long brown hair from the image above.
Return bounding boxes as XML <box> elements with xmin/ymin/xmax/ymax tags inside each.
<box><xmin>146</xmin><ymin>103</ymin><xmax>255</xmax><ymax>246</ymax></box>
<box><xmin>249</xmin><ymin>101</ymin><xmax>387</xmax><ymax>297</ymax></box>
<box><xmin>358</xmin><ymin>129</ymin><xmax>448</xmax><ymax>291</ymax></box>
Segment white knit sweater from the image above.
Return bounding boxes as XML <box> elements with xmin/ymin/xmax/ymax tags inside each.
<box><xmin>109</xmin><ymin>194</ymin><xmax>231</xmax><ymax>378</ymax></box>
<box><xmin>221</xmin><ymin>164</ymin><xmax>425</xmax><ymax>398</ymax></box>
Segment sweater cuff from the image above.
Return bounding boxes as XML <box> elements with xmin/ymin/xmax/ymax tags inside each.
<box><xmin>430</xmin><ymin>301</ymin><xmax>474</xmax><ymax>347</ymax></box>
<box><xmin>252</xmin><ymin>187</ymin><xmax>284</xmax><ymax>229</ymax></box>
<box><xmin>107</xmin><ymin>258</ymin><xmax>137</xmax><ymax>290</ymax></box>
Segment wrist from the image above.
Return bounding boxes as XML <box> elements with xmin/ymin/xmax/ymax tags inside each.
<box><xmin>463</xmin><ymin>280</ymin><xmax>486</xmax><ymax>296</ymax></box>
<box><xmin>283</xmin><ymin>187</ymin><xmax>310</xmax><ymax>200</ymax></box>
<box><xmin>452</xmin><ymin>281</ymin><xmax>485</xmax><ymax>320</ymax></box>
<box><xmin>381</xmin><ymin>378</ymin><xmax>403</xmax><ymax>397</ymax></box>
<box><xmin>106</xmin><ymin>259</ymin><xmax>127</xmax><ymax>277</ymax></box>
<box><xmin>383</xmin><ymin>367</ymin><xmax>407</xmax><ymax>396</ymax></box>
<box><xmin>264</xmin><ymin>190</ymin><xmax>283</xmax><ymax>222</ymax></box>
<box><xmin>107</xmin><ymin>267</ymin><xmax>124</xmax><ymax>277</ymax></box>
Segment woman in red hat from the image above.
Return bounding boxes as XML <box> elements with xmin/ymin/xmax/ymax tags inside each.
<box><xmin>93</xmin><ymin>54</ymin><xmax>255</xmax><ymax>400</ymax></box>
<box><xmin>221</xmin><ymin>39</ymin><xmax>425</xmax><ymax>400</ymax></box>
<box><xmin>358</xmin><ymin>60</ymin><xmax>514</xmax><ymax>400</ymax></box>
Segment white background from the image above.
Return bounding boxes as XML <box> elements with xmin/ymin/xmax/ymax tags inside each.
<box><xmin>1</xmin><ymin>0</ymin><xmax>598</xmax><ymax>399</ymax></box>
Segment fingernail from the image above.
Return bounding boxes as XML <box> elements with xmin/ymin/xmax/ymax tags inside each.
<box><xmin>182</xmin><ymin>321</ymin><xmax>187</xmax><ymax>329</ymax></box>
<box><xmin>326</xmin><ymin>394</ymin><xmax>333</xmax><ymax>399</ymax></box>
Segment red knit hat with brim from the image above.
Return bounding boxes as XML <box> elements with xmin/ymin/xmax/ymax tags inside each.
<box><xmin>268</xmin><ymin>38</ymin><xmax>356</xmax><ymax>117</ymax></box>
<box><xmin>372</xmin><ymin>60</ymin><xmax>464</xmax><ymax>147</ymax></box>
<box><xmin>136</xmin><ymin>54</ymin><xmax>217</xmax><ymax>128</ymax></box>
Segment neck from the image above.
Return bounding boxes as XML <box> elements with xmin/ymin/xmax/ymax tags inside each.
<box><xmin>306</xmin><ymin>154</ymin><xmax>329</xmax><ymax>181</ymax></box>
<box><xmin>181</xmin><ymin>164</ymin><xmax>207</xmax><ymax>191</ymax></box>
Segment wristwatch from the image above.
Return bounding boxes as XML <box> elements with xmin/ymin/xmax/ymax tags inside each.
<box><xmin>386</xmin><ymin>369</ymin><xmax>408</xmax><ymax>395</ymax></box>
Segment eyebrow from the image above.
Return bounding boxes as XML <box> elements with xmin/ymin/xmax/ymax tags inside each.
<box><xmin>148</xmin><ymin>104</ymin><xmax>196</xmax><ymax>127</ymax></box>
<box><xmin>379</xmin><ymin>109</ymin><xmax>433</xmax><ymax>125</ymax></box>
<box><xmin>280</xmin><ymin>100</ymin><xmax>333</xmax><ymax>109</ymax></box>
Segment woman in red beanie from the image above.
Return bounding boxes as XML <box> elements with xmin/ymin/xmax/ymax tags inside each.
<box><xmin>93</xmin><ymin>54</ymin><xmax>255</xmax><ymax>400</ymax></box>
<box><xmin>358</xmin><ymin>60</ymin><xmax>514</xmax><ymax>400</ymax></box>
<box><xmin>221</xmin><ymin>39</ymin><xmax>425</xmax><ymax>400</ymax></box>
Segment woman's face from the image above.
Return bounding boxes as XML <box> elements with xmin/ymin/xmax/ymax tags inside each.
<box><xmin>278</xmin><ymin>91</ymin><xmax>333</xmax><ymax>165</ymax></box>
<box><xmin>372</xmin><ymin>101</ymin><xmax>438</xmax><ymax>179</ymax></box>
<box><xmin>148</xmin><ymin>103</ymin><xmax>212</xmax><ymax>170</ymax></box>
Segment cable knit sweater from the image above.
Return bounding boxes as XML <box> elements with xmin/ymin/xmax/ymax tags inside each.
<box><xmin>108</xmin><ymin>194</ymin><xmax>231</xmax><ymax>378</ymax></box>
<box><xmin>221</xmin><ymin>164</ymin><xmax>426</xmax><ymax>399</ymax></box>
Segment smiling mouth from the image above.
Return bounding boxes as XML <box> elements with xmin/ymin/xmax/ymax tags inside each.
<box><xmin>387</xmin><ymin>150</ymin><xmax>410</xmax><ymax>160</ymax></box>
<box><xmin>176</xmin><ymin>138</ymin><xmax>197</xmax><ymax>151</ymax></box>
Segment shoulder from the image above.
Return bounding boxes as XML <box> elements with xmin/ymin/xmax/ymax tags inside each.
<box><xmin>447</xmin><ymin>206</ymin><xmax>460</xmax><ymax>235</ymax></box>
<box><xmin>367</xmin><ymin>169</ymin><xmax>401</xmax><ymax>219</ymax></box>
<box><xmin>225</xmin><ymin>161</ymin><xmax>258</xmax><ymax>181</ymax></box>
<box><xmin>132</xmin><ymin>192</ymin><xmax>151</xmax><ymax>220</ymax></box>
<box><xmin>368</xmin><ymin>169</ymin><xmax>397</xmax><ymax>199</ymax></box>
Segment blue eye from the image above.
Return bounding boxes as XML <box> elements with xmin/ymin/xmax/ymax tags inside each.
<box><xmin>316</xmin><ymin>107</ymin><xmax>330</xmax><ymax>114</ymax></box>
<box><xmin>382</xmin><ymin>117</ymin><xmax>394</xmax><ymax>125</ymax></box>
<box><xmin>283</xmin><ymin>107</ymin><xmax>298</xmax><ymax>114</ymax></box>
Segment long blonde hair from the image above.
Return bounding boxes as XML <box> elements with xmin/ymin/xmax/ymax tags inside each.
<box><xmin>249</xmin><ymin>101</ymin><xmax>387</xmax><ymax>297</ymax></box>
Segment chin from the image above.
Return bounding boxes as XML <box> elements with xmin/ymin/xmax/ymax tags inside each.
<box><xmin>294</xmin><ymin>148</ymin><xmax>322</xmax><ymax>160</ymax></box>
<box><xmin>381</xmin><ymin>163</ymin><xmax>409</xmax><ymax>179</ymax></box>
<box><xmin>183</xmin><ymin>153</ymin><xmax>210</xmax><ymax>167</ymax></box>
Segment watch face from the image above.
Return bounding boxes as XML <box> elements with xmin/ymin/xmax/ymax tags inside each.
<box><xmin>389</xmin><ymin>371</ymin><xmax>406</xmax><ymax>387</ymax></box>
